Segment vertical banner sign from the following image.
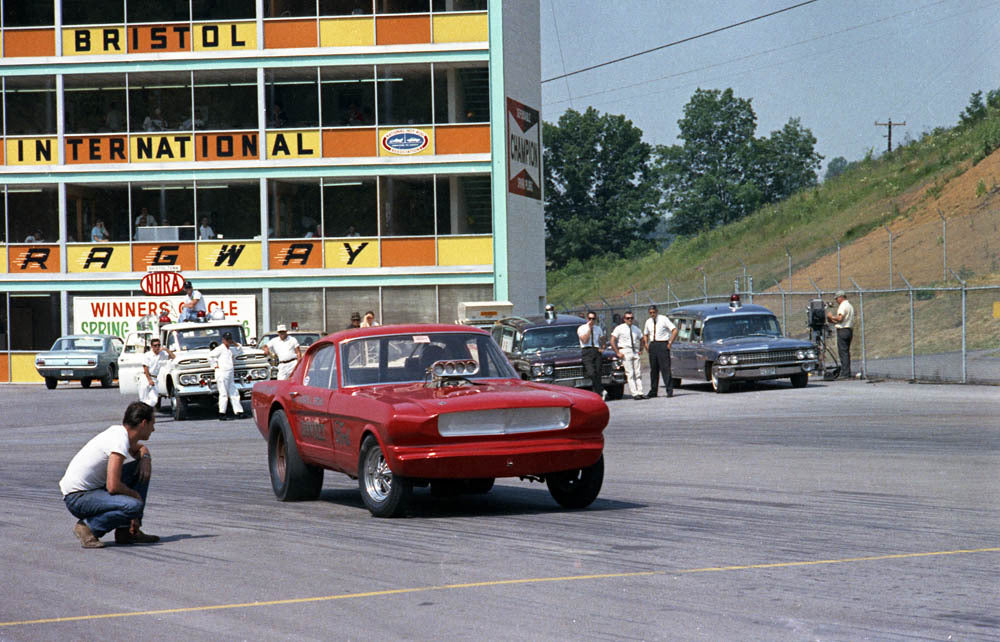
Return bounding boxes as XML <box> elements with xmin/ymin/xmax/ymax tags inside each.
<box><xmin>506</xmin><ymin>98</ymin><xmax>541</xmax><ymax>200</ymax></box>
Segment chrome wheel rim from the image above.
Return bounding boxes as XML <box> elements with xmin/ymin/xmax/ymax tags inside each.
<box><xmin>275</xmin><ymin>434</ymin><xmax>287</xmax><ymax>483</ymax></box>
<box><xmin>363</xmin><ymin>445</ymin><xmax>393</xmax><ymax>502</ymax></box>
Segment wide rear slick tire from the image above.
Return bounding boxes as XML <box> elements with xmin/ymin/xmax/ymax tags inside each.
<box><xmin>546</xmin><ymin>455</ymin><xmax>604</xmax><ymax>509</ymax></box>
<box><xmin>268</xmin><ymin>410</ymin><xmax>323</xmax><ymax>502</ymax></box>
<box><xmin>358</xmin><ymin>435</ymin><xmax>411</xmax><ymax>518</ymax></box>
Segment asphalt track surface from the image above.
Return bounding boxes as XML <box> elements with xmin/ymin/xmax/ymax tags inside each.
<box><xmin>1</xmin><ymin>377</ymin><xmax>997</xmax><ymax>640</ymax></box>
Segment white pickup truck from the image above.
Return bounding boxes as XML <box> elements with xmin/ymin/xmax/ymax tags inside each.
<box><xmin>146</xmin><ymin>319</ymin><xmax>270</xmax><ymax>420</ymax></box>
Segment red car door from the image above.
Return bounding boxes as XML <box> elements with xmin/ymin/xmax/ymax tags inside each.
<box><xmin>286</xmin><ymin>344</ymin><xmax>337</xmax><ymax>467</ymax></box>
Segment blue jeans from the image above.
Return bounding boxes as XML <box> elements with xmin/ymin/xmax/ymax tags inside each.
<box><xmin>63</xmin><ymin>460</ymin><xmax>149</xmax><ymax>538</ymax></box>
<box><xmin>178</xmin><ymin>308</ymin><xmax>199</xmax><ymax>322</ymax></box>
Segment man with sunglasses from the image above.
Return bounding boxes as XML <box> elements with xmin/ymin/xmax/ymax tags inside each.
<box><xmin>643</xmin><ymin>305</ymin><xmax>678</xmax><ymax>398</ymax></box>
<box><xmin>577</xmin><ymin>311</ymin><xmax>606</xmax><ymax>398</ymax></box>
<box><xmin>611</xmin><ymin>312</ymin><xmax>644</xmax><ymax>400</ymax></box>
<box><xmin>139</xmin><ymin>338</ymin><xmax>174</xmax><ymax>409</ymax></box>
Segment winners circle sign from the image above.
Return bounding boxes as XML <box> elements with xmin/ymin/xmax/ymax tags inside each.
<box><xmin>140</xmin><ymin>269</ymin><xmax>186</xmax><ymax>296</ymax></box>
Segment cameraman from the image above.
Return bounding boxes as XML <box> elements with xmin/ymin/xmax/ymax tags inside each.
<box><xmin>826</xmin><ymin>290</ymin><xmax>855</xmax><ymax>379</ymax></box>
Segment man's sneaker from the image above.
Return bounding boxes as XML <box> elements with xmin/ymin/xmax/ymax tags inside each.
<box><xmin>73</xmin><ymin>520</ymin><xmax>104</xmax><ymax>549</ymax></box>
<box><xmin>114</xmin><ymin>527</ymin><xmax>160</xmax><ymax>545</ymax></box>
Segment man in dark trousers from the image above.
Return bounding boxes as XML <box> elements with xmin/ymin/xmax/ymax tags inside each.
<box><xmin>576</xmin><ymin>311</ymin><xmax>605</xmax><ymax>397</ymax></box>
<box><xmin>642</xmin><ymin>305</ymin><xmax>678</xmax><ymax>398</ymax></box>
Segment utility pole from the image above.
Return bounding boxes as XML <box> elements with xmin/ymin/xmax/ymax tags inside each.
<box><xmin>875</xmin><ymin>118</ymin><xmax>906</xmax><ymax>152</ymax></box>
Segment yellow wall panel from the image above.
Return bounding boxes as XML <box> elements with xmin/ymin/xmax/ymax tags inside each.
<box><xmin>67</xmin><ymin>244</ymin><xmax>131</xmax><ymax>273</ymax></box>
<box><xmin>325</xmin><ymin>238</ymin><xmax>379</xmax><ymax>268</ymax></box>
<box><xmin>62</xmin><ymin>27</ymin><xmax>127</xmax><ymax>55</ymax></box>
<box><xmin>432</xmin><ymin>14</ymin><xmax>488</xmax><ymax>43</ymax></box>
<box><xmin>129</xmin><ymin>134</ymin><xmax>194</xmax><ymax>162</ymax></box>
<box><xmin>319</xmin><ymin>17</ymin><xmax>374</xmax><ymax>47</ymax></box>
<box><xmin>267</xmin><ymin>130</ymin><xmax>321</xmax><ymax>159</ymax></box>
<box><xmin>437</xmin><ymin>236</ymin><xmax>493</xmax><ymax>266</ymax></box>
<box><xmin>196</xmin><ymin>241</ymin><xmax>262</xmax><ymax>271</ymax></box>
<box><xmin>193</xmin><ymin>22</ymin><xmax>257</xmax><ymax>51</ymax></box>
<box><xmin>6</xmin><ymin>138</ymin><xmax>58</xmax><ymax>165</ymax></box>
<box><xmin>11</xmin><ymin>354</ymin><xmax>44</xmax><ymax>384</ymax></box>
<box><xmin>0</xmin><ymin>247</ymin><xmax>6</xmax><ymax>273</ymax></box>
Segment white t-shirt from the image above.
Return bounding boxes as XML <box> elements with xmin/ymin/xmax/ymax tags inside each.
<box><xmin>270</xmin><ymin>335</ymin><xmax>300</xmax><ymax>362</ymax></box>
<box><xmin>142</xmin><ymin>349</ymin><xmax>170</xmax><ymax>377</ymax></box>
<box><xmin>184</xmin><ymin>290</ymin><xmax>207</xmax><ymax>314</ymax></box>
<box><xmin>611</xmin><ymin>323</ymin><xmax>643</xmax><ymax>352</ymax></box>
<box><xmin>835</xmin><ymin>300</ymin><xmax>855</xmax><ymax>329</ymax></box>
<box><xmin>577</xmin><ymin>323</ymin><xmax>604</xmax><ymax>348</ymax></box>
<box><xmin>644</xmin><ymin>315</ymin><xmax>676</xmax><ymax>342</ymax></box>
<box><xmin>59</xmin><ymin>425</ymin><xmax>132</xmax><ymax>496</ymax></box>
<box><xmin>210</xmin><ymin>343</ymin><xmax>241</xmax><ymax>370</ymax></box>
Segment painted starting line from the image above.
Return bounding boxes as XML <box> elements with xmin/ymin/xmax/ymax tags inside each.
<box><xmin>2</xmin><ymin>546</ymin><xmax>997</xmax><ymax>628</ymax></box>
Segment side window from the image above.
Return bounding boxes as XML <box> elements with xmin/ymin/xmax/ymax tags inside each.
<box><xmin>500</xmin><ymin>327</ymin><xmax>516</xmax><ymax>353</ymax></box>
<box><xmin>304</xmin><ymin>345</ymin><xmax>336</xmax><ymax>389</ymax></box>
<box><xmin>674</xmin><ymin>317</ymin><xmax>693</xmax><ymax>342</ymax></box>
<box><xmin>491</xmin><ymin>325</ymin><xmax>503</xmax><ymax>344</ymax></box>
<box><xmin>692</xmin><ymin>319</ymin><xmax>703</xmax><ymax>342</ymax></box>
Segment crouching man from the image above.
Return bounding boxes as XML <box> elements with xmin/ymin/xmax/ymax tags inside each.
<box><xmin>59</xmin><ymin>401</ymin><xmax>160</xmax><ymax>548</ymax></box>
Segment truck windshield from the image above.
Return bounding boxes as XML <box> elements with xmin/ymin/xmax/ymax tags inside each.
<box><xmin>521</xmin><ymin>325</ymin><xmax>580</xmax><ymax>352</ymax></box>
<box><xmin>703</xmin><ymin>315</ymin><xmax>782</xmax><ymax>342</ymax></box>
<box><xmin>172</xmin><ymin>326</ymin><xmax>246</xmax><ymax>351</ymax></box>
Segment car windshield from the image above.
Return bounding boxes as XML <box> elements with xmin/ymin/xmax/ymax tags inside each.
<box><xmin>703</xmin><ymin>315</ymin><xmax>782</xmax><ymax>342</ymax></box>
<box><xmin>52</xmin><ymin>337</ymin><xmax>105</xmax><ymax>351</ymax></box>
<box><xmin>172</xmin><ymin>326</ymin><xmax>246</xmax><ymax>351</ymax></box>
<box><xmin>340</xmin><ymin>331</ymin><xmax>516</xmax><ymax>386</ymax></box>
<box><xmin>521</xmin><ymin>325</ymin><xmax>580</xmax><ymax>352</ymax></box>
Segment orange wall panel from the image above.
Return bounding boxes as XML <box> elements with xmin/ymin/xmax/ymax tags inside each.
<box><xmin>322</xmin><ymin>128</ymin><xmax>377</xmax><ymax>157</ymax></box>
<box><xmin>131</xmin><ymin>243</ymin><xmax>196</xmax><ymax>271</ymax></box>
<box><xmin>7</xmin><ymin>245</ymin><xmax>60</xmax><ymax>273</ymax></box>
<box><xmin>269</xmin><ymin>240</ymin><xmax>323</xmax><ymax>269</ymax></box>
<box><xmin>0</xmin><ymin>353</ymin><xmax>9</xmax><ymax>383</ymax></box>
<box><xmin>4</xmin><ymin>29</ymin><xmax>56</xmax><ymax>57</ymax></box>
<box><xmin>264</xmin><ymin>19</ymin><xmax>318</xmax><ymax>49</ymax></box>
<box><xmin>380</xmin><ymin>238</ymin><xmax>435</xmax><ymax>267</ymax></box>
<box><xmin>435</xmin><ymin>124</ymin><xmax>490</xmax><ymax>154</ymax></box>
<box><xmin>375</xmin><ymin>15</ymin><xmax>430</xmax><ymax>45</ymax></box>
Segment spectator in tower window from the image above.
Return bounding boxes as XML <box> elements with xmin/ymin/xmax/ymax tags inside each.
<box><xmin>25</xmin><ymin>229</ymin><xmax>44</xmax><ymax>243</ymax></box>
<box><xmin>135</xmin><ymin>207</ymin><xmax>158</xmax><ymax>229</ymax></box>
<box><xmin>143</xmin><ymin>107</ymin><xmax>167</xmax><ymax>132</ymax></box>
<box><xmin>105</xmin><ymin>103</ymin><xmax>124</xmax><ymax>132</ymax></box>
<box><xmin>267</xmin><ymin>103</ymin><xmax>288</xmax><ymax>128</ymax></box>
<box><xmin>199</xmin><ymin>218</ymin><xmax>215</xmax><ymax>240</ymax></box>
<box><xmin>90</xmin><ymin>219</ymin><xmax>109</xmax><ymax>242</ymax></box>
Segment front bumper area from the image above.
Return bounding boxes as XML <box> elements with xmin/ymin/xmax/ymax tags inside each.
<box><xmin>712</xmin><ymin>361</ymin><xmax>817</xmax><ymax>380</ymax></box>
<box><xmin>36</xmin><ymin>366</ymin><xmax>103</xmax><ymax>380</ymax></box>
<box><xmin>387</xmin><ymin>437</ymin><xmax>604</xmax><ymax>479</ymax></box>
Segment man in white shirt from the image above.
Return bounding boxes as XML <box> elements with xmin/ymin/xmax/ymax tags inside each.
<box><xmin>199</xmin><ymin>218</ymin><xmax>215</xmax><ymax>240</ymax></box>
<box><xmin>60</xmin><ymin>401</ymin><xmax>160</xmax><ymax>548</ymax></box>
<box><xmin>826</xmin><ymin>290</ymin><xmax>856</xmax><ymax>379</ymax></box>
<box><xmin>577</xmin><ymin>312</ymin><xmax>606</xmax><ymax>398</ymax></box>
<box><xmin>643</xmin><ymin>305</ymin><xmax>678</xmax><ymax>398</ymax></box>
<box><xmin>264</xmin><ymin>324</ymin><xmax>302</xmax><ymax>380</ymax></box>
<box><xmin>178</xmin><ymin>281</ymin><xmax>207</xmax><ymax>322</ymax></box>
<box><xmin>210</xmin><ymin>332</ymin><xmax>246</xmax><ymax>420</ymax></box>
<box><xmin>611</xmin><ymin>311</ymin><xmax>644</xmax><ymax>400</ymax></box>
<box><xmin>139</xmin><ymin>338</ymin><xmax>174</xmax><ymax>408</ymax></box>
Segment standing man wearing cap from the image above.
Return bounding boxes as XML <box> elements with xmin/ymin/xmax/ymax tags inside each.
<box><xmin>577</xmin><ymin>312</ymin><xmax>606</xmax><ymax>398</ymax></box>
<box><xmin>264</xmin><ymin>324</ymin><xmax>302</xmax><ymax>381</ymax></box>
<box><xmin>347</xmin><ymin>311</ymin><xmax>362</xmax><ymax>329</ymax></box>
<box><xmin>178</xmin><ymin>281</ymin><xmax>207</xmax><ymax>322</ymax></box>
<box><xmin>827</xmin><ymin>290</ymin><xmax>855</xmax><ymax>379</ymax></box>
<box><xmin>209</xmin><ymin>332</ymin><xmax>246</xmax><ymax>420</ymax></box>
<box><xmin>643</xmin><ymin>305</ymin><xmax>678</xmax><ymax>398</ymax></box>
<box><xmin>611</xmin><ymin>311</ymin><xmax>644</xmax><ymax>400</ymax></box>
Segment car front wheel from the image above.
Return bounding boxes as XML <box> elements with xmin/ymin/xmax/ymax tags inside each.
<box><xmin>81</xmin><ymin>378</ymin><xmax>92</xmax><ymax>388</ymax></box>
<box><xmin>268</xmin><ymin>410</ymin><xmax>323</xmax><ymax>501</ymax></box>
<box><xmin>171</xmin><ymin>392</ymin><xmax>188</xmax><ymax>421</ymax></box>
<box><xmin>711</xmin><ymin>372</ymin><xmax>731</xmax><ymax>393</ymax></box>
<box><xmin>604</xmin><ymin>384</ymin><xmax>624</xmax><ymax>401</ymax></box>
<box><xmin>790</xmin><ymin>372</ymin><xmax>808</xmax><ymax>388</ymax></box>
<box><xmin>546</xmin><ymin>455</ymin><xmax>604</xmax><ymax>509</ymax></box>
<box><xmin>45</xmin><ymin>377</ymin><xmax>57</xmax><ymax>390</ymax></box>
<box><xmin>359</xmin><ymin>435</ymin><xmax>411</xmax><ymax>517</ymax></box>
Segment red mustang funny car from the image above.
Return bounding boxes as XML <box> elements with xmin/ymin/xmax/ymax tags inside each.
<box><xmin>251</xmin><ymin>324</ymin><xmax>609</xmax><ymax>517</ymax></box>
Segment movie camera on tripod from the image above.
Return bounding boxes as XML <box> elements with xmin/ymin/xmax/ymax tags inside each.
<box><xmin>808</xmin><ymin>298</ymin><xmax>841</xmax><ymax>380</ymax></box>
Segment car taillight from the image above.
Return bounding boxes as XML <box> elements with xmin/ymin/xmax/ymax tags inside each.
<box><xmin>36</xmin><ymin>359</ymin><xmax>45</xmax><ymax>365</ymax></box>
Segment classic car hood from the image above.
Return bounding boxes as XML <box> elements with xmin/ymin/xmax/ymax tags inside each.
<box><xmin>706</xmin><ymin>336</ymin><xmax>814</xmax><ymax>351</ymax></box>
<box><xmin>351</xmin><ymin>379</ymin><xmax>581</xmax><ymax>413</ymax></box>
<box><xmin>522</xmin><ymin>346</ymin><xmax>615</xmax><ymax>364</ymax></box>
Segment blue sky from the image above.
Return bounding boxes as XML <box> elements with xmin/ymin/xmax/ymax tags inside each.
<box><xmin>540</xmin><ymin>0</ymin><xmax>1000</xmax><ymax>172</ymax></box>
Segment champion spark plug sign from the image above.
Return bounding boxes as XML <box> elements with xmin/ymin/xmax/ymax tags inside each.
<box><xmin>506</xmin><ymin>97</ymin><xmax>541</xmax><ymax>200</ymax></box>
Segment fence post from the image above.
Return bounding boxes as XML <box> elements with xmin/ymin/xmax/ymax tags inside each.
<box><xmin>898</xmin><ymin>271</ymin><xmax>916</xmax><ymax>381</ymax></box>
<box><xmin>785</xmin><ymin>248</ymin><xmax>792</xmax><ymax>290</ymax></box>
<box><xmin>938</xmin><ymin>209</ymin><xmax>947</xmax><ymax>282</ymax></box>
<box><xmin>773</xmin><ymin>280</ymin><xmax>787</xmax><ymax>337</ymax></box>
<box><xmin>884</xmin><ymin>225</ymin><xmax>894</xmax><ymax>289</ymax></box>
<box><xmin>849</xmin><ymin>277</ymin><xmax>866</xmax><ymax>378</ymax></box>
<box><xmin>748</xmin><ymin>275</ymin><xmax>754</xmax><ymax>304</ymax></box>
<box><xmin>950</xmin><ymin>269</ymin><xmax>967</xmax><ymax>383</ymax></box>
<box><xmin>697</xmin><ymin>267</ymin><xmax>707</xmax><ymax>303</ymax></box>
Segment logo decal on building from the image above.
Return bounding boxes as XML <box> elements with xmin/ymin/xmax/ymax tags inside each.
<box><xmin>380</xmin><ymin>128</ymin><xmax>430</xmax><ymax>155</ymax></box>
<box><xmin>506</xmin><ymin>97</ymin><xmax>541</xmax><ymax>200</ymax></box>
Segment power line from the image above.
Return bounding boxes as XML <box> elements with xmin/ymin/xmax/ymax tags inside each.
<box><xmin>541</xmin><ymin>0</ymin><xmax>821</xmax><ymax>84</ymax></box>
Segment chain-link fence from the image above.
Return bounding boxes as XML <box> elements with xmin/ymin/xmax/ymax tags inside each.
<box><xmin>565</xmin><ymin>281</ymin><xmax>1000</xmax><ymax>385</ymax></box>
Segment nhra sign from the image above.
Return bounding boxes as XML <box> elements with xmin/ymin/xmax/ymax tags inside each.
<box><xmin>140</xmin><ymin>270</ymin><xmax>186</xmax><ymax>296</ymax></box>
<box><xmin>73</xmin><ymin>295</ymin><xmax>258</xmax><ymax>339</ymax></box>
<box><xmin>379</xmin><ymin>128</ymin><xmax>431</xmax><ymax>156</ymax></box>
<box><xmin>506</xmin><ymin>97</ymin><xmax>541</xmax><ymax>200</ymax></box>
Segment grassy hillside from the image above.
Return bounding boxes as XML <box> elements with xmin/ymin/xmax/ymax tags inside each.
<box><xmin>547</xmin><ymin>109</ymin><xmax>1000</xmax><ymax>309</ymax></box>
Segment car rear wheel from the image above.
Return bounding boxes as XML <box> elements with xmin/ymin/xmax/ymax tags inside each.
<box><xmin>81</xmin><ymin>378</ymin><xmax>92</xmax><ymax>388</ymax></box>
<box><xmin>466</xmin><ymin>478</ymin><xmax>495</xmax><ymax>494</ymax></box>
<box><xmin>604</xmin><ymin>384</ymin><xmax>624</xmax><ymax>401</ymax></box>
<box><xmin>268</xmin><ymin>410</ymin><xmax>323</xmax><ymax>501</ymax></box>
<box><xmin>790</xmin><ymin>372</ymin><xmax>808</xmax><ymax>388</ymax></box>
<box><xmin>711</xmin><ymin>372</ymin><xmax>730</xmax><ymax>393</ymax></box>
<box><xmin>100</xmin><ymin>365</ymin><xmax>116</xmax><ymax>388</ymax></box>
<box><xmin>359</xmin><ymin>435</ymin><xmax>411</xmax><ymax>517</ymax></box>
<box><xmin>546</xmin><ymin>455</ymin><xmax>604</xmax><ymax>509</ymax></box>
<box><xmin>45</xmin><ymin>377</ymin><xmax>57</xmax><ymax>390</ymax></box>
<box><xmin>171</xmin><ymin>392</ymin><xmax>188</xmax><ymax>421</ymax></box>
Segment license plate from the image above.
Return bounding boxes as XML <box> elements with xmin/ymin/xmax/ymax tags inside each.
<box><xmin>60</xmin><ymin>369</ymin><xmax>73</xmax><ymax>376</ymax></box>
<box><xmin>759</xmin><ymin>367</ymin><xmax>776</xmax><ymax>376</ymax></box>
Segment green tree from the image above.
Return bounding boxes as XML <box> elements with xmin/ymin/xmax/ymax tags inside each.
<box><xmin>543</xmin><ymin>107</ymin><xmax>659</xmax><ymax>268</ymax></box>
<box><xmin>824</xmin><ymin>156</ymin><xmax>849</xmax><ymax>181</ymax></box>
<box><xmin>960</xmin><ymin>90</ymin><xmax>987</xmax><ymax>126</ymax></box>
<box><xmin>753</xmin><ymin>117</ymin><xmax>823</xmax><ymax>201</ymax></box>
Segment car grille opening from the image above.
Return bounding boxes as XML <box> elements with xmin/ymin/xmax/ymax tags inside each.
<box><xmin>733</xmin><ymin>349</ymin><xmax>801</xmax><ymax>365</ymax></box>
<box><xmin>438</xmin><ymin>407</ymin><xmax>571</xmax><ymax>437</ymax></box>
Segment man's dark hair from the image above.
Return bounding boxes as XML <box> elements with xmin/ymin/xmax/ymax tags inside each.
<box><xmin>648</xmin><ymin>305</ymin><xmax>658</xmax><ymax>312</ymax></box>
<box><xmin>123</xmin><ymin>401</ymin><xmax>155</xmax><ymax>427</ymax></box>
<box><xmin>222</xmin><ymin>332</ymin><xmax>233</xmax><ymax>341</ymax></box>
